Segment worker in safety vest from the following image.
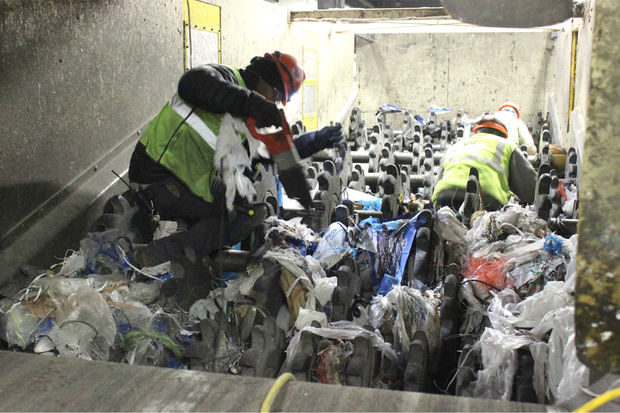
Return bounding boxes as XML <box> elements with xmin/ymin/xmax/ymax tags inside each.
<box><xmin>128</xmin><ymin>51</ymin><xmax>343</xmax><ymax>268</ymax></box>
<box><xmin>432</xmin><ymin>115</ymin><xmax>537</xmax><ymax>211</ymax></box>
<box><xmin>493</xmin><ymin>101</ymin><xmax>537</xmax><ymax>155</ymax></box>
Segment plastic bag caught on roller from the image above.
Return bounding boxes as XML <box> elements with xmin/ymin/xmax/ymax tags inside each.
<box><xmin>281</xmin><ymin>320</ymin><xmax>396</xmax><ymax>373</ymax></box>
<box><xmin>473</xmin><ymin>327</ymin><xmax>540</xmax><ymax>401</ymax></box>
<box><xmin>368</xmin><ymin>286</ymin><xmax>440</xmax><ymax>358</ymax></box>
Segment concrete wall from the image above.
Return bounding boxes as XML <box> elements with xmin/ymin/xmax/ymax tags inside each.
<box><xmin>207</xmin><ymin>0</ymin><xmax>355</xmax><ymax>126</ymax></box>
<box><xmin>355</xmin><ymin>31</ymin><xmax>554</xmax><ymax>128</ymax></box>
<box><xmin>0</xmin><ymin>0</ymin><xmax>183</xmax><ymax>248</ymax></box>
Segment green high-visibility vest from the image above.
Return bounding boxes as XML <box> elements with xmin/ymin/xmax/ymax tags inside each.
<box><xmin>432</xmin><ymin>132</ymin><xmax>517</xmax><ymax>205</ymax></box>
<box><xmin>139</xmin><ymin>67</ymin><xmax>245</xmax><ymax>203</ymax></box>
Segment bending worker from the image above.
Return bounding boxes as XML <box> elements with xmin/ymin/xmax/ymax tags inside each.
<box><xmin>494</xmin><ymin>101</ymin><xmax>537</xmax><ymax>155</ymax></box>
<box><xmin>432</xmin><ymin>115</ymin><xmax>537</xmax><ymax>211</ymax></box>
<box><xmin>128</xmin><ymin>51</ymin><xmax>343</xmax><ymax>267</ymax></box>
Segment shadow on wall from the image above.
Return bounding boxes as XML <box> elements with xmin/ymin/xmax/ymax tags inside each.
<box><xmin>0</xmin><ymin>182</ymin><xmax>107</xmax><ymax>274</ymax></box>
<box><xmin>0</xmin><ymin>183</ymin><xmax>62</xmax><ymax>246</ymax></box>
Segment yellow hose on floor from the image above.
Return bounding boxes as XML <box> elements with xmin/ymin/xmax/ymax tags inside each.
<box><xmin>260</xmin><ymin>373</ymin><xmax>295</xmax><ymax>413</ymax></box>
<box><xmin>573</xmin><ymin>387</ymin><xmax>620</xmax><ymax>413</ymax></box>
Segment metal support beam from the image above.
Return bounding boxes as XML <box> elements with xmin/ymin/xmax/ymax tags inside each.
<box><xmin>290</xmin><ymin>7</ymin><xmax>448</xmax><ymax>22</ymax></box>
<box><xmin>575</xmin><ymin>0</ymin><xmax>620</xmax><ymax>374</ymax></box>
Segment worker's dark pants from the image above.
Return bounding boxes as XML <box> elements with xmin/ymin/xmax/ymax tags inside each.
<box><xmin>140</xmin><ymin>176</ymin><xmax>229</xmax><ymax>261</ymax></box>
<box><xmin>434</xmin><ymin>188</ymin><xmax>504</xmax><ymax>212</ymax></box>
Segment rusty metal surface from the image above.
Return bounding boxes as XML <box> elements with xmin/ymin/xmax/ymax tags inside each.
<box><xmin>575</xmin><ymin>0</ymin><xmax>620</xmax><ymax>374</ymax></box>
<box><xmin>440</xmin><ymin>0</ymin><xmax>573</xmax><ymax>28</ymax></box>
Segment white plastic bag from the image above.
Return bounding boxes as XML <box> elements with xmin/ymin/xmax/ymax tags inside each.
<box><xmin>214</xmin><ymin>114</ymin><xmax>260</xmax><ymax>211</ymax></box>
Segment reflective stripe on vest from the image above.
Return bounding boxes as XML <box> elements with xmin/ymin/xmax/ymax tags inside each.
<box><xmin>169</xmin><ymin>94</ymin><xmax>218</xmax><ymax>150</ymax></box>
<box><xmin>444</xmin><ymin>139</ymin><xmax>507</xmax><ymax>177</ymax></box>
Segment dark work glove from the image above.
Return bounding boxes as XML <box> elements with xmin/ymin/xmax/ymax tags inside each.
<box><xmin>294</xmin><ymin>125</ymin><xmax>344</xmax><ymax>159</ymax></box>
<box><xmin>246</xmin><ymin>92</ymin><xmax>282</xmax><ymax>128</ymax></box>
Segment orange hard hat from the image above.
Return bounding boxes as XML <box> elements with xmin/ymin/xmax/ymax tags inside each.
<box><xmin>265</xmin><ymin>51</ymin><xmax>305</xmax><ymax>105</ymax></box>
<box><xmin>473</xmin><ymin>115</ymin><xmax>508</xmax><ymax>138</ymax></box>
<box><xmin>498</xmin><ymin>101</ymin><xmax>520</xmax><ymax>118</ymax></box>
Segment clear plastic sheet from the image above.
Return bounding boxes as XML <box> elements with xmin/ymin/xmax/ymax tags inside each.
<box><xmin>50</xmin><ymin>286</ymin><xmax>117</xmax><ymax>360</ymax></box>
<box><xmin>530</xmin><ymin>306</ymin><xmax>589</xmax><ymax>403</ymax></box>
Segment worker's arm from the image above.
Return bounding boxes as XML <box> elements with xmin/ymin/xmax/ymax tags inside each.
<box><xmin>178</xmin><ymin>65</ymin><xmax>280</xmax><ymax>127</ymax></box>
<box><xmin>517</xmin><ymin>119</ymin><xmax>537</xmax><ymax>155</ymax></box>
<box><xmin>508</xmin><ymin>148</ymin><xmax>537</xmax><ymax>204</ymax></box>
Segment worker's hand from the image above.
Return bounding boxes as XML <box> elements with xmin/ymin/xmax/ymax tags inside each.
<box><xmin>293</xmin><ymin>125</ymin><xmax>344</xmax><ymax>159</ymax></box>
<box><xmin>316</xmin><ymin>125</ymin><xmax>344</xmax><ymax>150</ymax></box>
<box><xmin>247</xmin><ymin>92</ymin><xmax>282</xmax><ymax>128</ymax></box>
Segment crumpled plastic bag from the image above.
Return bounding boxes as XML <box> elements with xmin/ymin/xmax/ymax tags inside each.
<box><xmin>466</xmin><ymin>205</ymin><xmax>547</xmax><ymax>245</ymax></box>
<box><xmin>189</xmin><ymin>289</ymin><xmax>227</xmax><ymax>321</ymax></box>
<box><xmin>459</xmin><ymin>283</ymin><xmax>487</xmax><ymax>336</ymax></box>
<box><xmin>49</xmin><ymin>286</ymin><xmax>117</xmax><ymax>360</ymax></box>
<box><xmin>122</xmin><ymin>309</ymin><xmax>184</xmax><ymax>366</ymax></box>
<box><xmin>435</xmin><ymin>206</ymin><xmax>468</xmax><ymax>245</ymax></box>
<box><xmin>222</xmin><ymin>263</ymin><xmax>265</xmax><ymax>302</ymax></box>
<box><xmin>488</xmin><ymin>281</ymin><xmax>573</xmax><ymax>332</ymax></box>
<box><xmin>79</xmin><ymin>229</ymin><xmax>129</xmax><ymax>275</ymax></box>
<box><xmin>214</xmin><ymin>113</ymin><xmax>268</xmax><ymax>211</ymax></box>
<box><xmin>0</xmin><ymin>301</ymin><xmax>40</xmax><ymax>349</ymax></box>
<box><xmin>54</xmin><ymin>250</ymin><xmax>86</xmax><ymax>276</ymax></box>
<box><xmin>294</xmin><ymin>308</ymin><xmax>328</xmax><ymax>331</ymax></box>
<box><xmin>312</xmin><ymin>222</ymin><xmax>352</xmax><ymax>269</ymax></box>
<box><xmin>264</xmin><ymin>216</ymin><xmax>319</xmax><ymax>253</ymax></box>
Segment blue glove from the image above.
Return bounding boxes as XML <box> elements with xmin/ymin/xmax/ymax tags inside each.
<box><xmin>294</xmin><ymin>125</ymin><xmax>344</xmax><ymax>159</ymax></box>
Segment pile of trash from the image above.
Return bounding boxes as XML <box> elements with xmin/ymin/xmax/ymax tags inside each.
<box><xmin>446</xmin><ymin>205</ymin><xmax>588</xmax><ymax>405</ymax></box>
<box><xmin>0</xmin><ymin>202</ymin><xmax>587</xmax><ymax>406</ymax></box>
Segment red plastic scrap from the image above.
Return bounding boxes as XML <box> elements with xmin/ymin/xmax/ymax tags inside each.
<box><xmin>462</xmin><ymin>256</ymin><xmax>513</xmax><ymax>292</ymax></box>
